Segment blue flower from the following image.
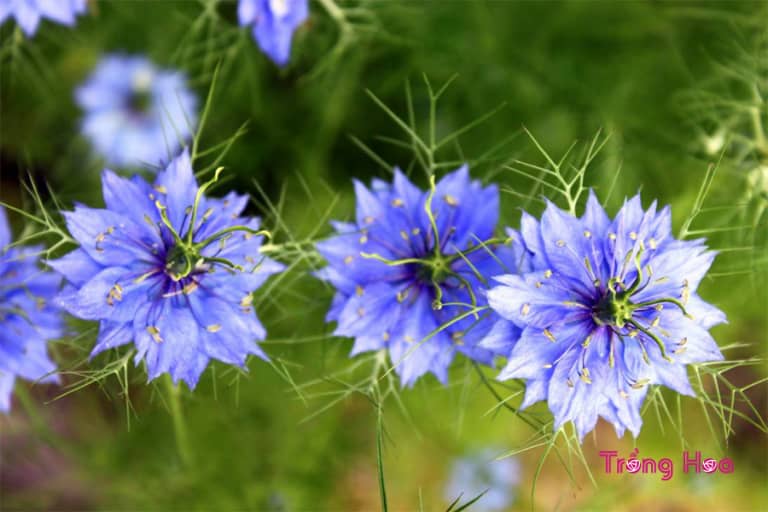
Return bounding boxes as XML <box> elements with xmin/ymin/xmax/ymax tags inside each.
<box><xmin>484</xmin><ymin>191</ymin><xmax>726</xmax><ymax>440</ymax></box>
<box><xmin>316</xmin><ymin>166</ymin><xmax>528</xmax><ymax>386</ymax></box>
<box><xmin>238</xmin><ymin>0</ymin><xmax>308</xmax><ymax>67</ymax></box>
<box><xmin>76</xmin><ymin>54</ymin><xmax>198</xmax><ymax>169</ymax></box>
<box><xmin>50</xmin><ymin>150</ymin><xmax>284</xmax><ymax>388</ymax></box>
<box><xmin>0</xmin><ymin>0</ymin><xmax>86</xmax><ymax>37</ymax></box>
<box><xmin>444</xmin><ymin>449</ymin><xmax>521</xmax><ymax>512</ymax></box>
<box><xmin>0</xmin><ymin>206</ymin><xmax>62</xmax><ymax>412</ymax></box>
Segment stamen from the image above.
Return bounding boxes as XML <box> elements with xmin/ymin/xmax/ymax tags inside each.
<box><xmin>543</xmin><ymin>328</ymin><xmax>556</xmax><ymax>342</ymax></box>
<box><xmin>206</xmin><ymin>324</ymin><xmax>222</xmax><ymax>333</ymax></box>
<box><xmin>146</xmin><ymin>326</ymin><xmax>163</xmax><ymax>343</ymax></box>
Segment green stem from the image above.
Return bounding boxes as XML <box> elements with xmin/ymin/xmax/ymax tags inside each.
<box><xmin>163</xmin><ymin>375</ymin><xmax>192</xmax><ymax>466</ymax></box>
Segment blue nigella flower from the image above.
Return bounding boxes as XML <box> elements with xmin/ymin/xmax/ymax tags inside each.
<box><xmin>484</xmin><ymin>191</ymin><xmax>726</xmax><ymax>440</ymax></box>
<box><xmin>50</xmin><ymin>150</ymin><xmax>284</xmax><ymax>388</ymax></box>
<box><xmin>0</xmin><ymin>206</ymin><xmax>61</xmax><ymax>412</ymax></box>
<box><xmin>76</xmin><ymin>54</ymin><xmax>198</xmax><ymax>169</ymax></box>
<box><xmin>444</xmin><ymin>449</ymin><xmax>521</xmax><ymax>512</ymax></box>
<box><xmin>238</xmin><ymin>0</ymin><xmax>308</xmax><ymax>67</ymax></box>
<box><xmin>0</xmin><ymin>0</ymin><xmax>86</xmax><ymax>37</ymax></box>
<box><xmin>316</xmin><ymin>166</ymin><xmax>528</xmax><ymax>386</ymax></box>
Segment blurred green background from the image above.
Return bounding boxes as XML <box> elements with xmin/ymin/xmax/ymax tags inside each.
<box><xmin>1</xmin><ymin>1</ymin><xmax>767</xmax><ymax>510</ymax></box>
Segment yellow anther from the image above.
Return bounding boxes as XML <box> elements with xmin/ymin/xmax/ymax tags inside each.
<box><xmin>183</xmin><ymin>281</ymin><xmax>198</xmax><ymax>295</ymax></box>
<box><xmin>619</xmin><ymin>391</ymin><xmax>630</xmax><ymax>399</ymax></box>
<box><xmin>400</xmin><ymin>230</ymin><xmax>409</xmax><ymax>241</ymax></box>
<box><xmin>628</xmin><ymin>330</ymin><xmax>639</xmax><ymax>338</ymax></box>
<box><xmin>521</xmin><ymin>303</ymin><xmax>530</xmax><ymax>316</ymax></box>
<box><xmin>678</xmin><ymin>337</ymin><xmax>688</xmax><ymax>346</ymax></box>
<box><xmin>583</xmin><ymin>230</ymin><xmax>592</xmax><ymax>239</ymax></box>
<box><xmin>556</xmin><ymin>240</ymin><xmax>566</xmax><ymax>247</ymax></box>
<box><xmin>544</xmin><ymin>270</ymin><xmax>553</xmax><ymax>279</ymax></box>
<box><xmin>359</xmin><ymin>235</ymin><xmax>368</xmax><ymax>244</ymax></box>
<box><xmin>649</xmin><ymin>238</ymin><xmax>658</xmax><ymax>249</ymax></box>
<box><xmin>146</xmin><ymin>326</ymin><xmax>163</xmax><ymax>343</ymax></box>
<box><xmin>580</xmin><ymin>368</ymin><xmax>592</xmax><ymax>384</ymax></box>
<box><xmin>154</xmin><ymin>185</ymin><xmax>168</xmax><ymax>194</ymax></box>
<box><xmin>629</xmin><ymin>231</ymin><xmax>638</xmax><ymax>240</ymax></box>
<box><xmin>543</xmin><ymin>328</ymin><xmax>556</xmax><ymax>342</ymax></box>
<box><xmin>396</xmin><ymin>289</ymin><xmax>408</xmax><ymax>303</ymax></box>
<box><xmin>391</xmin><ymin>198</ymin><xmax>404</xmax><ymax>207</ymax></box>
<box><xmin>107</xmin><ymin>283</ymin><xmax>123</xmax><ymax>306</ymax></box>
<box><xmin>206</xmin><ymin>324</ymin><xmax>222</xmax><ymax>333</ymax></box>
<box><xmin>535</xmin><ymin>281</ymin><xmax>543</xmax><ymax>288</ymax></box>
<box><xmin>344</xmin><ymin>255</ymin><xmax>354</xmax><ymax>265</ymax></box>
<box><xmin>674</xmin><ymin>346</ymin><xmax>687</xmax><ymax>355</ymax></box>
<box><xmin>609</xmin><ymin>233</ymin><xmax>617</xmax><ymax>241</ymax></box>
<box><xmin>566</xmin><ymin>379</ymin><xmax>574</xmax><ymax>388</ymax></box>
<box><xmin>412</xmin><ymin>228</ymin><xmax>421</xmax><ymax>236</ymax></box>
<box><xmin>582</xmin><ymin>335</ymin><xmax>592</xmax><ymax>348</ymax></box>
<box><xmin>364</xmin><ymin>215</ymin><xmax>375</xmax><ymax>224</ymax></box>
<box><xmin>542</xmin><ymin>363</ymin><xmax>553</xmax><ymax>369</ymax></box>
<box><xmin>404</xmin><ymin>335</ymin><xmax>415</xmax><ymax>343</ymax></box>
<box><xmin>355</xmin><ymin>285</ymin><xmax>364</xmax><ymax>297</ymax></box>
<box><xmin>444</xmin><ymin>194</ymin><xmax>459</xmax><ymax>206</ymax></box>
<box><xmin>382</xmin><ymin>331</ymin><xmax>390</xmax><ymax>341</ymax></box>
<box><xmin>655</xmin><ymin>304</ymin><xmax>664</xmax><ymax>311</ymax></box>
<box><xmin>651</xmin><ymin>317</ymin><xmax>660</xmax><ymax>328</ymax></box>
<box><xmin>240</xmin><ymin>295</ymin><xmax>253</xmax><ymax>309</ymax></box>
<box><xmin>631</xmin><ymin>378</ymin><xmax>650</xmax><ymax>389</ymax></box>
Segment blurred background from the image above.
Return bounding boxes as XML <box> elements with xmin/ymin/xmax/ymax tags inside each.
<box><xmin>1</xmin><ymin>1</ymin><xmax>767</xmax><ymax>510</ymax></box>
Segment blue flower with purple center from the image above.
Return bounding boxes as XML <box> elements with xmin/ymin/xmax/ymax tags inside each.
<box><xmin>0</xmin><ymin>206</ymin><xmax>61</xmax><ymax>412</ymax></box>
<box><xmin>444</xmin><ymin>448</ymin><xmax>521</xmax><ymax>512</ymax></box>
<box><xmin>0</xmin><ymin>0</ymin><xmax>86</xmax><ymax>37</ymax></box>
<box><xmin>76</xmin><ymin>54</ymin><xmax>198</xmax><ymax>169</ymax></box>
<box><xmin>238</xmin><ymin>0</ymin><xmax>308</xmax><ymax>67</ymax></box>
<box><xmin>316</xmin><ymin>166</ymin><xmax>528</xmax><ymax>386</ymax></box>
<box><xmin>50</xmin><ymin>150</ymin><xmax>284</xmax><ymax>388</ymax></box>
<box><xmin>484</xmin><ymin>191</ymin><xmax>726</xmax><ymax>439</ymax></box>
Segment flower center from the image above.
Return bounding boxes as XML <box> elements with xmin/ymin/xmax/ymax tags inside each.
<box><xmin>416</xmin><ymin>255</ymin><xmax>452</xmax><ymax>285</ymax></box>
<box><xmin>593</xmin><ymin>291</ymin><xmax>634</xmax><ymax>327</ymax></box>
<box><xmin>153</xmin><ymin>168</ymin><xmax>269</xmax><ymax>282</ymax></box>
<box><xmin>128</xmin><ymin>89</ymin><xmax>153</xmax><ymax>115</ymax></box>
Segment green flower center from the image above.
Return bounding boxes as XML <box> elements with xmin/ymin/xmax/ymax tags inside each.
<box><xmin>593</xmin><ymin>290</ymin><xmax>635</xmax><ymax>328</ymax></box>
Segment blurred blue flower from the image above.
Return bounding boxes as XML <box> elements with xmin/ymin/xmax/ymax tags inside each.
<box><xmin>50</xmin><ymin>150</ymin><xmax>284</xmax><ymax>388</ymax></box>
<box><xmin>485</xmin><ymin>191</ymin><xmax>726</xmax><ymax>440</ymax></box>
<box><xmin>0</xmin><ymin>0</ymin><xmax>86</xmax><ymax>37</ymax></box>
<box><xmin>316</xmin><ymin>166</ymin><xmax>528</xmax><ymax>386</ymax></box>
<box><xmin>0</xmin><ymin>206</ymin><xmax>61</xmax><ymax>412</ymax></box>
<box><xmin>238</xmin><ymin>0</ymin><xmax>308</xmax><ymax>66</ymax></box>
<box><xmin>76</xmin><ymin>54</ymin><xmax>198</xmax><ymax>169</ymax></box>
<box><xmin>445</xmin><ymin>449</ymin><xmax>521</xmax><ymax>512</ymax></box>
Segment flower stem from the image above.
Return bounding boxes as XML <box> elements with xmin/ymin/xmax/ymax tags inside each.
<box><xmin>163</xmin><ymin>375</ymin><xmax>192</xmax><ymax>466</ymax></box>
